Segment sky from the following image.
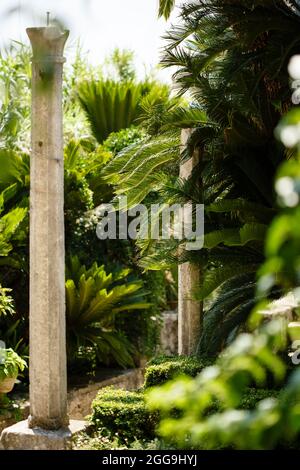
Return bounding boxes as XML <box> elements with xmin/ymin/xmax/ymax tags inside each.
<box><xmin>0</xmin><ymin>0</ymin><xmax>180</xmax><ymax>81</ymax></box>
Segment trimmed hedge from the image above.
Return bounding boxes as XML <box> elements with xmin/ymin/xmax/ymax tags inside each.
<box><xmin>207</xmin><ymin>387</ymin><xmax>280</xmax><ymax>415</ymax></box>
<box><xmin>240</xmin><ymin>387</ymin><xmax>279</xmax><ymax>409</ymax></box>
<box><xmin>144</xmin><ymin>355</ymin><xmax>214</xmax><ymax>388</ymax></box>
<box><xmin>90</xmin><ymin>356</ymin><xmax>212</xmax><ymax>443</ymax></box>
<box><xmin>91</xmin><ymin>387</ymin><xmax>157</xmax><ymax>443</ymax></box>
<box><xmin>90</xmin><ymin>356</ymin><xmax>281</xmax><ymax>446</ymax></box>
<box><xmin>90</xmin><ymin>385</ymin><xmax>280</xmax><ymax>445</ymax></box>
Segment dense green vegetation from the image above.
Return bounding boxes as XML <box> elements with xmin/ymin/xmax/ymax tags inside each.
<box><xmin>78</xmin><ymin>0</ymin><xmax>300</xmax><ymax>450</ymax></box>
<box><xmin>141</xmin><ymin>0</ymin><xmax>300</xmax><ymax>450</ymax></box>
<box><xmin>76</xmin><ymin>358</ymin><xmax>281</xmax><ymax>449</ymax></box>
<box><xmin>2</xmin><ymin>0</ymin><xmax>300</xmax><ymax>452</ymax></box>
<box><xmin>143</xmin><ymin>355</ymin><xmax>213</xmax><ymax>388</ymax></box>
<box><xmin>65</xmin><ymin>256</ymin><xmax>150</xmax><ymax>368</ymax></box>
<box><xmin>0</xmin><ymin>46</ymin><xmax>172</xmax><ymax>376</ymax></box>
<box><xmin>90</xmin><ymin>387</ymin><xmax>156</xmax><ymax>444</ymax></box>
<box><xmin>105</xmin><ymin>0</ymin><xmax>300</xmax><ymax>356</ymax></box>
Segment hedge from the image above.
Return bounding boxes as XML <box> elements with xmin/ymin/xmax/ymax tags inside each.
<box><xmin>90</xmin><ymin>355</ymin><xmax>281</xmax><ymax>446</ymax></box>
<box><xmin>91</xmin><ymin>387</ymin><xmax>157</xmax><ymax>443</ymax></box>
<box><xmin>143</xmin><ymin>355</ymin><xmax>214</xmax><ymax>388</ymax></box>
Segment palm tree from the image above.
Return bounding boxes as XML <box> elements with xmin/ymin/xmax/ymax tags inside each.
<box><xmin>105</xmin><ymin>0</ymin><xmax>300</xmax><ymax>355</ymax></box>
<box><xmin>158</xmin><ymin>0</ymin><xmax>176</xmax><ymax>19</ymax></box>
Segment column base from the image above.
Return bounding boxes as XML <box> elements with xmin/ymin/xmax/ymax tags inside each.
<box><xmin>0</xmin><ymin>419</ymin><xmax>86</xmax><ymax>450</ymax></box>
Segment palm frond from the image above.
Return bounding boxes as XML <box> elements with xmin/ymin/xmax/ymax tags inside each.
<box><xmin>65</xmin><ymin>256</ymin><xmax>150</xmax><ymax>367</ymax></box>
<box><xmin>158</xmin><ymin>0</ymin><xmax>176</xmax><ymax>19</ymax></box>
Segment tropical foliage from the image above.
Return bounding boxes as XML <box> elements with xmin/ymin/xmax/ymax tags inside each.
<box><xmin>104</xmin><ymin>0</ymin><xmax>300</xmax><ymax>355</ymax></box>
<box><xmin>259</xmin><ymin>108</ymin><xmax>300</xmax><ymax>294</ymax></box>
<box><xmin>79</xmin><ymin>80</ymin><xmax>143</xmax><ymax>143</ymax></box>
<box><xmin>158</xmin><ymin>0</ymin><xmax>175</xmax><ymax>19</ymax></box>
<box><xmin>145</xmin><ymin>80</ymin><xmax>300</xmax><ymax>451</ymax></box>
<box><xmin>65</xmin><ymin>256</ymin><xmax>150</xmax><ymax>368</ymax></box>
<box><xmin>0</xmin><ymin>42</ymin><xmax>31</xmax><ymax>150</ymax></box>
<box><xmin>5</xmin><ymin>1</ymin><xmax>300</xmax><ymax>452</ymax></box>
<box><xmin>0</xmin><ymin>347</ymin><xmax>27</xmax><ymax>382</ymax></box>
<box><xmin>0</xmin><ymin>285</ymin><xmax>14</xmax><ymax>317</ymax></box>
<box><xmin>0</xmin><ymin>199</ymin><xmax>27</xmax><ymax>259</ymax></box>
<box><xmin>0</xmin><ymin>44</ymin><xmax>166</xmax><ymax>374</ymax></box>
<box><xmin>147</xmin><ymin>317</ymin><xmax>298</xmax><ymax>449</ymax></box>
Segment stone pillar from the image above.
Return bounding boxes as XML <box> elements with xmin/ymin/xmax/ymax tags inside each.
<box><xmin>0</xmin><ymin>25</ymin><xmax>86</xmax><ymax>450</ymax></box>
<box><xmin>26</xmin><ymin>26</ymin><xmax>69</xmax><ymax>430</ymax></box>
<box><xmin>178</xmin><ymin>129</ymin><xmax>202</xmax><ymax>355</ymax></box>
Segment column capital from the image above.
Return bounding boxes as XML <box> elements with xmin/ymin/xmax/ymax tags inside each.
<box><xmin>26</xmin><ymin>27</ymin><xmax>69</xmax><ymax>63</ymax></box>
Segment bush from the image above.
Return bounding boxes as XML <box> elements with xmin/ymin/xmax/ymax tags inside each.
<box><xmin>90</xmin><ymin>381</ymin><xmax>279</xmax><ymax>449</ymax></box>
<box><xmin>91</xmin><ymin>387</ymin><xmax>157</xmax><ymax>444</ymax></box>
<box><xmin>0</xmin><ymin>348</ymin><xmax>27</xmax><ymax>382</ymax></box>
<box><xmin>206</xmin><ymin>387</ymin><xmax>280</xmax><ymax>417</ymax></box>
<box><xmin>90</xmin><ymin>357</ymin><xmax>215</xmax><ymax>445</ymax></box>
<box><xmin>239</xmin><ymin>388</ymin><xmax>279</xmax><ymax>410</ymax></box>
<box><xmin>103</xmin><ymin>126</ymin><xmax>147</xmax><ymax>155</ymax></box>
<box><xmin>144</xmin><ymin>355</ymin><xmax>214</xmax><ymax>388</ymax></box>
<box><xmin>89</xmin><ymin>354</ymin><xmax>281</xmax><ymax>449</ymax></box>
<box><xmin>146</xmin><ymin>320</ymin><xmax>299</xmax><ymax>450</ymax></box>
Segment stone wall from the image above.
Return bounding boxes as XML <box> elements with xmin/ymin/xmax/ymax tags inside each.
<box><xmin>158</xmin><ymin>310</ymin><xmax>178</xmax><ymax>355</ymax></box>
<box><xmin>68</xmin><ymin>368</ymin><xmax>144</xmax><ymax>419</ymax></box>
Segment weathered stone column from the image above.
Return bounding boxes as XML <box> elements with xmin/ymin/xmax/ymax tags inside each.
<box><xmin>178</xmin><ymin>129</ymin><xmax>202</xmax><ymax>355</ymax></box>
<box><xmin>26</xmin><ymin>26</ymin><xmax>69</xmax><ymax>430</ymax></box>
<box><xmin>0</xmin><ymin>25</ymin><xmax>86</xmax><ymax>450</ymax></box>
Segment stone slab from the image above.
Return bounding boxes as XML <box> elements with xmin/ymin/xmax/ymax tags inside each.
<box><xmin>0</xmin><ymin>419</ymin><xmax>86</xmax><ymax>450</ymax></box>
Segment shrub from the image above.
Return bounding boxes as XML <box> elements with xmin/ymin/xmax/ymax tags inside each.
<box><xmin>90</xmin><ymin>381</ymin><xmax>279</xmax><ymax>449</ymax></box>
<box><xmin>103</xmin><ymin>126</ymin><xmax>147</xmax><ymax>155</ymax></box>
<box><xmin>0</xmin><ymin>348</ymin><xmax>27</xmax><ymax>382</ymax></box>
<box><xmin>91</xmin><ymin>387</ymin><xmax>157</xmax><ymax>444</ymax></box>
<box><xmin>146</xmin><ymin>320</ymin><xmax>300</xmax><ymax>450</ymax></box>
<box><xmin>144</xmin><ymin>355</ymin><xmax>214</xmax><ymax>388</ymax></box>
<box><xmin>0</xmin><ymin>286</ymin><xmax>14</xmax><ymax>318</ymax></box>
<box><xmin>239</xmin><ymin>388</ymin><xmax>279</xmax><ymax>410</ymax></box>
<box><xmin>65</xmin><ymin>256</ymin><xmax>150</xmax><ymax>368</ymax></box>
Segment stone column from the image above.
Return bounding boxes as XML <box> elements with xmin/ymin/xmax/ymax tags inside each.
<box><xmin>178</xmin><ymin>129</ymin><xmax>202</xmax><ymax>355</ymax></box>
<box><xmin>26</xmin><ymin>26</ymin><xmax>69</xmax><ymax>430</ymax></box>
<box><xmin>0</xmin><ymin>25</ymin><xmax>86</xmax><ymax>450</ymax></box>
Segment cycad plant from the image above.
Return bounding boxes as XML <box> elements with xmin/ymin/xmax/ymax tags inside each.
<box><xmin>65</xmin><ymin>256</ymin><xmax>150</xmax><ymax>368</ymax></box>
<box><xmin>104</xmin><ymin>0</ymin><xmax>300</xmax><ymax>355</ymax></box>
<box><xmin>146</xmin><ymin>107</ymin><xmax>300</xmax><ymax>451</ymax></box>
<box><xmin>78</xmin><ymin>80</ymin><xmax>148</xmax><ymax>144</ymax></box>
<box><xmin>78</xmin><ymin>78</ymin><xmax>171</xmax><ymax>144</ymax></box>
